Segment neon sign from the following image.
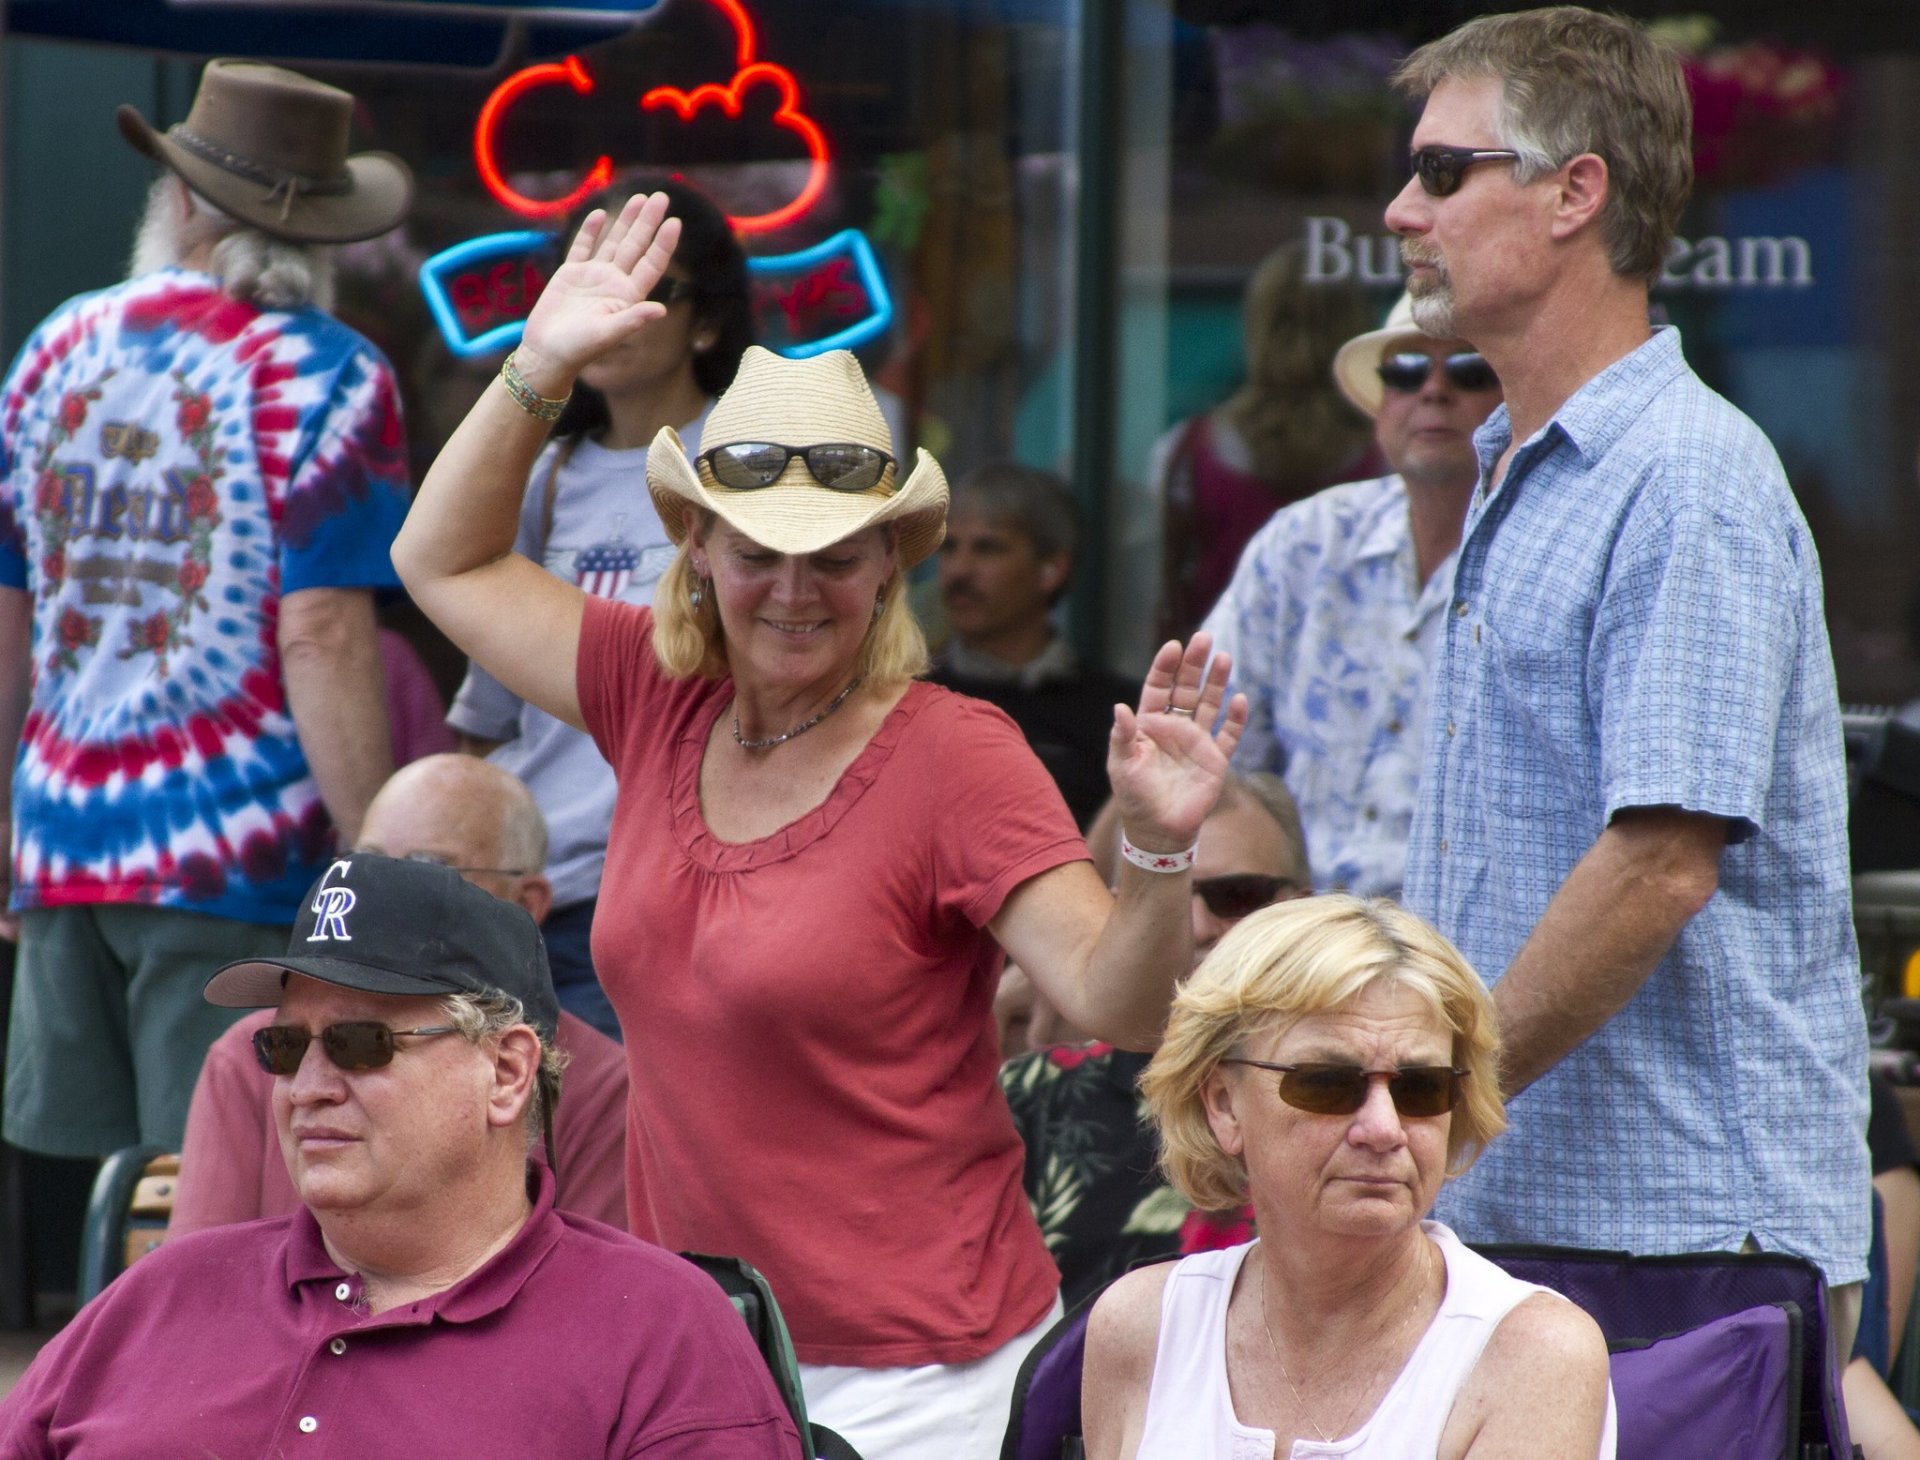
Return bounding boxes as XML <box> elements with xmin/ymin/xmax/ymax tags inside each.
<box><xmin>431</xmin><ymin>0</ymin><xmax>892</xmax><ymax>362</ymax></box>
<box><xmin>420</xmin><ymin>228</ymin><xmax>892</xmax><ymax>361</ymax></box>
<box><xmin>473</xmin><ymin>0</ymin><xmax>828</xmax><ymax>235</ymax></box>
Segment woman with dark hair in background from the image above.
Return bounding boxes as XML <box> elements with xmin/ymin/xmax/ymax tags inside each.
<box><xmin>446</xmin><ymin>180</ymin><xmax>753</xmax><ymax>1040</ymax></box>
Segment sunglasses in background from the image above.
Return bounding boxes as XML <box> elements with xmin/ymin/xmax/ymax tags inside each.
<box><xmin>1410</xmin><ymin>144</ymin><xmax>1521</xmax><ymax>197</ymax></box>
<box><xmin>1219</xmin><ymin>1059</ymin><xmax>1468</xmax><ymax>1117</ymax></box>
<box><xmin>647</xmin><ymin>276</ymin><xmax>696</xmax><ymax>306</ymax></box>
<box><xmin>253</xmin><ymin>1021</ymin><xmax>460</xmax><ymax>1075</ymax></box>
<box><xmin>1377</xmin><ymin>351</ymin><xmax>1499</xmax><ymax>395</ymax></box>
<box><xmin>700</xmin><ymin>441</ymin><xmax>896</xmax><ymax>493</ymax></box>
<box><xmin>1193</xmin><ymin>874</ymin><xmax>1300</xmax><ymax>920</ymax></box>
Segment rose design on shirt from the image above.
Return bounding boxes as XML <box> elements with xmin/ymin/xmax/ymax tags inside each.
<box><xmin>114</xmin><ymin>373</ymin><xmax>222</xmax><ymax>673</ymax></box>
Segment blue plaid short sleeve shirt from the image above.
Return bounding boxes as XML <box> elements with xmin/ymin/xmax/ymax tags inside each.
<box><xmin>1406</xmin><ymin>328</ymin><xmax>1869</xmax><ymax>1283</ymax></box>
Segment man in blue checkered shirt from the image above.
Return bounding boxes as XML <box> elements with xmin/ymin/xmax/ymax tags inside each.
<box><xmin>1383</xmin><ymin>5</ymin><xmax>1869</xmax><ymax>1343</ymax></box>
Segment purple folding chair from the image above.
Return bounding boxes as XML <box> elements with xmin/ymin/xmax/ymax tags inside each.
<box><xmin>998</xmin><ymin>1244</ymin><xmax>1855</xmax><ymax>1460</ymax></box>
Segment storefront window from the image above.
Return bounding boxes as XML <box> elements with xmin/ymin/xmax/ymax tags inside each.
<box><xmin>1101</xmin><ymin>5</ymin><xmax>1920</xmax><ymax>703</ymax></box>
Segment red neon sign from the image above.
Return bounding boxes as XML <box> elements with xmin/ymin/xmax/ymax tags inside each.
<box><xmin>474</xmin><ymin>56</ymin><xmax>613</xmax><ymax>220</ymax></box>
<box><xmin>472</xmin><ymin>0</ymin><xmax>829</xmax><ymax>235</ymax></box>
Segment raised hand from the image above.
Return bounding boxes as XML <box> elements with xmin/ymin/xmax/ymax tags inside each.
<box><xmin>513</xmin><ymin>192</ymin><xmax>684</xmax><ymax>393</ymax></box>
<box><xmin>1107</xmin><ymin>633</ymin><xmax>1247</xmax><ymax>854</ymax></box>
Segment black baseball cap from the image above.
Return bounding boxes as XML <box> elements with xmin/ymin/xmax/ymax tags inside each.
<box><xmin>204</xmin><ymin>852</ymin><xmax>559</xmax><ymax>1041</ymax></box>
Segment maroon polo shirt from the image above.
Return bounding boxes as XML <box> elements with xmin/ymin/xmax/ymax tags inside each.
<box><xmin>0</xmin><ymin>1165</ymin><xmax>799</xmax><ymax>1459</ymax></box>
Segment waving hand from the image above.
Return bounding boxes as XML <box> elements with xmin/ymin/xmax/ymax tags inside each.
<box><xmin>512</xmin><ymin>192</ymin><xmax>684</xmax><ymax>391</ymax></box>
<box><xmin>1108</xmin><ymin>633</ymin><xmax>1248</xmax><ymax>853</ymax></box>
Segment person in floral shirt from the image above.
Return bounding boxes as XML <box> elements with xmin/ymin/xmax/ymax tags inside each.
<box><xmin>1000</xmin><ymin>772</ymin><xmax>1309</xmax><ymax>1306</ymax></box>
<box><xmin>0</xmin><ymin>61</ymin><xmax>413</xmax><ymax>1160</ymax></box>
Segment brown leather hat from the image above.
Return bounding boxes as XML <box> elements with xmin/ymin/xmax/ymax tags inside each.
<box><xmin>116</xmin><ymin>58</ymin><xmax>412</xmax><ymax>244</ymax></box>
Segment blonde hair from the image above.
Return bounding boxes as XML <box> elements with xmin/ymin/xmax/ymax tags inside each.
<box><xmin>1216</xmin><ymin>244</ymin><xmax>1375</xmax><ymax>484</ymax></box>
<box><xmin>1394</xmin><ymin>7</ymin><xmax>1692</xmax><ymax>284</ymax></box>
<box><xmin>650</xmin><ymin>515</ymin><xmax>928</xmax><ymax>689</ymax></box>
<box><xmin>1141</xmin><ymin>895</ymin><xmax>1505</xmax><ymax>1211</ymax></box>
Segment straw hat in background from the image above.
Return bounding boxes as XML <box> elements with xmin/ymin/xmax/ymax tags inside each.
<box><xmin>1331</xmin><ymin>292</ymin><xmax>1445</xmax><ymax>420</ymax></box>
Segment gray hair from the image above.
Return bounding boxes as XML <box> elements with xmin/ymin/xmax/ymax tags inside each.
<box><xmin>496</xmin><ymin>774</ymin><xmax>549</xmax><ymax>877</ymax></box>
<box><xmin>1393</xmin><ymin>7</ymin><xmax>1692</xmax><ymax>284</ymax></box>
<box><xmin>949</xmin><ymin>462</ymin><xmax>1080</xmax><ymax>562</ymax></box>
<box><xmin>1218</xmin><ymin>770</ymin><xmax>1311</xmax><ymax>888</ymax></box>
<box><xmin>439</xmin><ymin>989</ymin><xmax>568</xmax><ymax>1152</ymax></box>
<box><xmin>130</xmin><ymin>175</ymin><xmax>336</xmax><ymax>311</ymax></box>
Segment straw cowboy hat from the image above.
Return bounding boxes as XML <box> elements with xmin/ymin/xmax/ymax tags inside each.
<box><xmin>116</xmin><ymin>59</ymin><xmax>412</xmax><ymax>244</ymax></box>
<box><xmin>1332</xmin><ymin>291</ymin><xmax>1438</xmax><ymax>419</ymax></box>
<box><xmin>648</xmin><ymin>347</ymin><xmax>949</xmax><ymax>568</ymax></box>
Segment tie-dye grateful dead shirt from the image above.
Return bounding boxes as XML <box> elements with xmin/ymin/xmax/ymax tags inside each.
<box><xmin>0</xmin><ymin>268</ymin><xmax>410</xmax><ymax>923</ymax></box>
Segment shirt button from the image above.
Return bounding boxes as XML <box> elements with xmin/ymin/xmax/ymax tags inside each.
<box><xmin>1385</xmin><ymin>719</ymin><xmax>1403</xmax><ymax>735</ymax></box>
<box><xmin>1474</xmin><ymin>624</ymin><xmax>1482</xmax><ymax>646</ymax></box>
<box><xmin>1364</xmin><ymin>806</ymin><xmax>1379</xmax><ymax>822</ymax></box>
<box><xmin>334</xmin><ymin>1282</ymin><xmax>351</xmax><ymax>1301</ymax></box>
<box><xmin>1439</xmin><ymin>838</ymin><xmax>1450</xmax><ymax>855</ymax></box>
<box><xmin>299</xmin><ymin>1417</ymin><xmax>319</xmax><ymax>1434</ymax></box>
<box><xmin>1446</xmin><ymin>720</ymin><xmax>1456</xmax><ymax>738</ymax></box>
<box><xmin>329</xmin><ymin>1338</ymin><xmax>347</xmax><ymax>1355</ymax></box>
<box><xmin>1454</xmin><ymin>600</ymin><xmax>1469</xmax><ymax>617</ymax></box>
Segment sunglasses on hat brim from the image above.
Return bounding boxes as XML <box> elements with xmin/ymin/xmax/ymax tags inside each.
<box><xmin>699</xmin><ymin>441</ymin><xmax>896</xmax><ymax>494</ymax></box>
<box><xmin>1377</xmin><ymin>351</ymin><xmax>1499</xmax><ymax>394</ymax></box>
<box><xmin>1219</xmin><ymin>1059</ymin><xmax>1468</xmax><ymax>1117</ymax></box>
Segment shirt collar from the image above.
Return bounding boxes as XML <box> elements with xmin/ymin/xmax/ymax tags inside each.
<box><xmin>1351</xmin><ymin>474</ymin><xmax>1413</xmax><ymax>564</ymax></box>
<box><xmin>1472</xmin><ymin>326</ymin><xmax>1687</xmax><ymax>476</ymax></box>
<box><xmin>939</xmin><ymin>634</ymin><xmax>1077</xmax><ymax>688</ymax></box>
<box><xmin>283</xmin><ymin>1161</ymin><xmax>561</xmax><ymax>1327</ymax></box>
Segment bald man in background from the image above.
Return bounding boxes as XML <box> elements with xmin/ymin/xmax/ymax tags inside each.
<box><xmin>169</xmin><ymin>755</ymin><xmax>628</xmax><ymax>1235</ymax></box>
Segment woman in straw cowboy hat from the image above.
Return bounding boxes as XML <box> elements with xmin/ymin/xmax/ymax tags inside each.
<box><xmin>395</xmin><ymin>192</ymin><xmax>1247</xmax><ymax>1460</ymax></box>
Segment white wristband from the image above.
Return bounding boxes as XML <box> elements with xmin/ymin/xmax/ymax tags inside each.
<box><xmin>1119</xmin><ymin>828</ymin><xmax>1198</xmax><ymax>874</ymax></box>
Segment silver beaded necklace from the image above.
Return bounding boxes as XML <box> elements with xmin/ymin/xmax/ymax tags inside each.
<box><xmin>732</xmin><ymin>674</ymin><xmax>865</xmax><ymax>751</ymax></box>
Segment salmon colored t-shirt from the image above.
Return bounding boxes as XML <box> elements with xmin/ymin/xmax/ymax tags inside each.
<box><xmin>579</xmin><ymin>596</ymin><xmax>1086</xmax><ymax>1366</ymax></box>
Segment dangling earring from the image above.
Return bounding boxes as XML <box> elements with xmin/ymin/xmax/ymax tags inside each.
<box><xmin>690</xmin><ymin>575</ymin><xmax>706</xmax><ymax>610</ymax></box>
<box><xmin>873</xmin><ymin>589</ymin><xmax>886</xmax><ymax>622</ymax></box>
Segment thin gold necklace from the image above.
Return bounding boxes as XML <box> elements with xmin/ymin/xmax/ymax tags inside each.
<box><xmin>732</xmin><ymin>674</ymin><xmax>864</xmax><ymax>751</ymax></box>
<box><xmin>1255</xmin><ymin>1243</ymin><xmax>1425</xmax><ymax>1445</ymax></box>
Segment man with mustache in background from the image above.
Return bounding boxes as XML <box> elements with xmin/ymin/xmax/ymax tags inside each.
<box><xmin>930</xmin><ymin>463</ymin><xmax>1135</xmax><ymax>828</ymax></box>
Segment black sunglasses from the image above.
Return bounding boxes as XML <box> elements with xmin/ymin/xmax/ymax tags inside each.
<box><xmin>1193</xmin><ymin>874</ymin><xmax>1299</xmax><ymax>920</ymax></box>
<box><xmin>700</xmin><ymin>441</ymin><xmax>896</xmax><ymax>494</ymax></box>
<box><xmin>253</xmin><ymin>1021</ymin><xmax>460</xmax><ymax>1076</ymax></box>
<box><xmin>646</xmin><ymin>276</ymin><xmax>696</xmax><ymax>306</ymax></box>
<box><xmin>1411</xmin><ymin>144</ymin><xmax>1521</xmax><ymax>197</ymax></box>
<box><xmin>1377</xmin><ymin>351</ymin><xmax>1499</xmax><ymax>395</ymax></box>
<box><xmin>1219</xmin><ymin>1059</ymin><xmax>1468</xmax><ymax>1117</ymax></box>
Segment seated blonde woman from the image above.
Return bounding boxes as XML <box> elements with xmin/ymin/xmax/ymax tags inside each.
<box><xmin>1082</xmin><ymin>895</ymin><xmax>1615</xmax><ymax>1459</ymax></box>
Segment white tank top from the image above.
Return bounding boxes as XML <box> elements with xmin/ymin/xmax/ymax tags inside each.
<box><xmin>1132</xmin><ymin>1222</ymin><xmax>1617</xmax><ymax>1459</ymax></box>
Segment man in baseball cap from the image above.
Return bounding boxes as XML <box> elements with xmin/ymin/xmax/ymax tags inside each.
<box><xmin>1198</xmin><ymin>291</ymin><xmax>1502</xmax><ymax>899</ymax></box>
<box><xmin>0</xmin><ymin>853</ymin><xmax>799</xmax><ymax>1458</ymax></box>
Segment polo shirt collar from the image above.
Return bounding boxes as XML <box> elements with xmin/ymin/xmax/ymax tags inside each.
<box><xmin>283</xmin><ymin>1161</ymin><xmax>561</xmax><ymax>1326</ymax></box>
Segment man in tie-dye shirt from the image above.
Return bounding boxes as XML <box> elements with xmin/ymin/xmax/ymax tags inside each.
<box><xmin>0</xmin><ymin>60</ymin><xmax>415</xmax><ymax>1158</ymax></box>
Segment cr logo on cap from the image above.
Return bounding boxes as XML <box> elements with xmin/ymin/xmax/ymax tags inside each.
<box><xmin>308</xmin><ymin>860</ymin><xmax>357</xmax><ymax>943</ymax></box>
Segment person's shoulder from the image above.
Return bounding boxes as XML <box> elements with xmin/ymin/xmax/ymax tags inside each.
<box><xmin>1236</xmin><ymin>473</ymin><xmax>1406</xmax><ymax>565</ymax></box>
<box><xmin>105</xmin><ymin>1213</ymin><xmax>297</xmax><ymax>1296</ymax></box>
<box><xmin>1086</xmin><ymin>1259</ymin><xmax>1178</xmax><ymax>1371</ymax></box>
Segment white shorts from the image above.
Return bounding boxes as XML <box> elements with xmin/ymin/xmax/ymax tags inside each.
<box><xmin>800</xmin><ymin>1296</ymin><xmax>1065</xmax><ymax>1460</ymax></box>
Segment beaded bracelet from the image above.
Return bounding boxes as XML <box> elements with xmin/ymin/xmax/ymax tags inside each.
<box><xmin>1119</xmin><ymin>828</ymin><xmax>1198</xmax><ymax>874</ymax></box>
<box><xmin>500</xmin><ymin>350</ymin><xmax>571</xmax><ymax>422</ymax></box>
